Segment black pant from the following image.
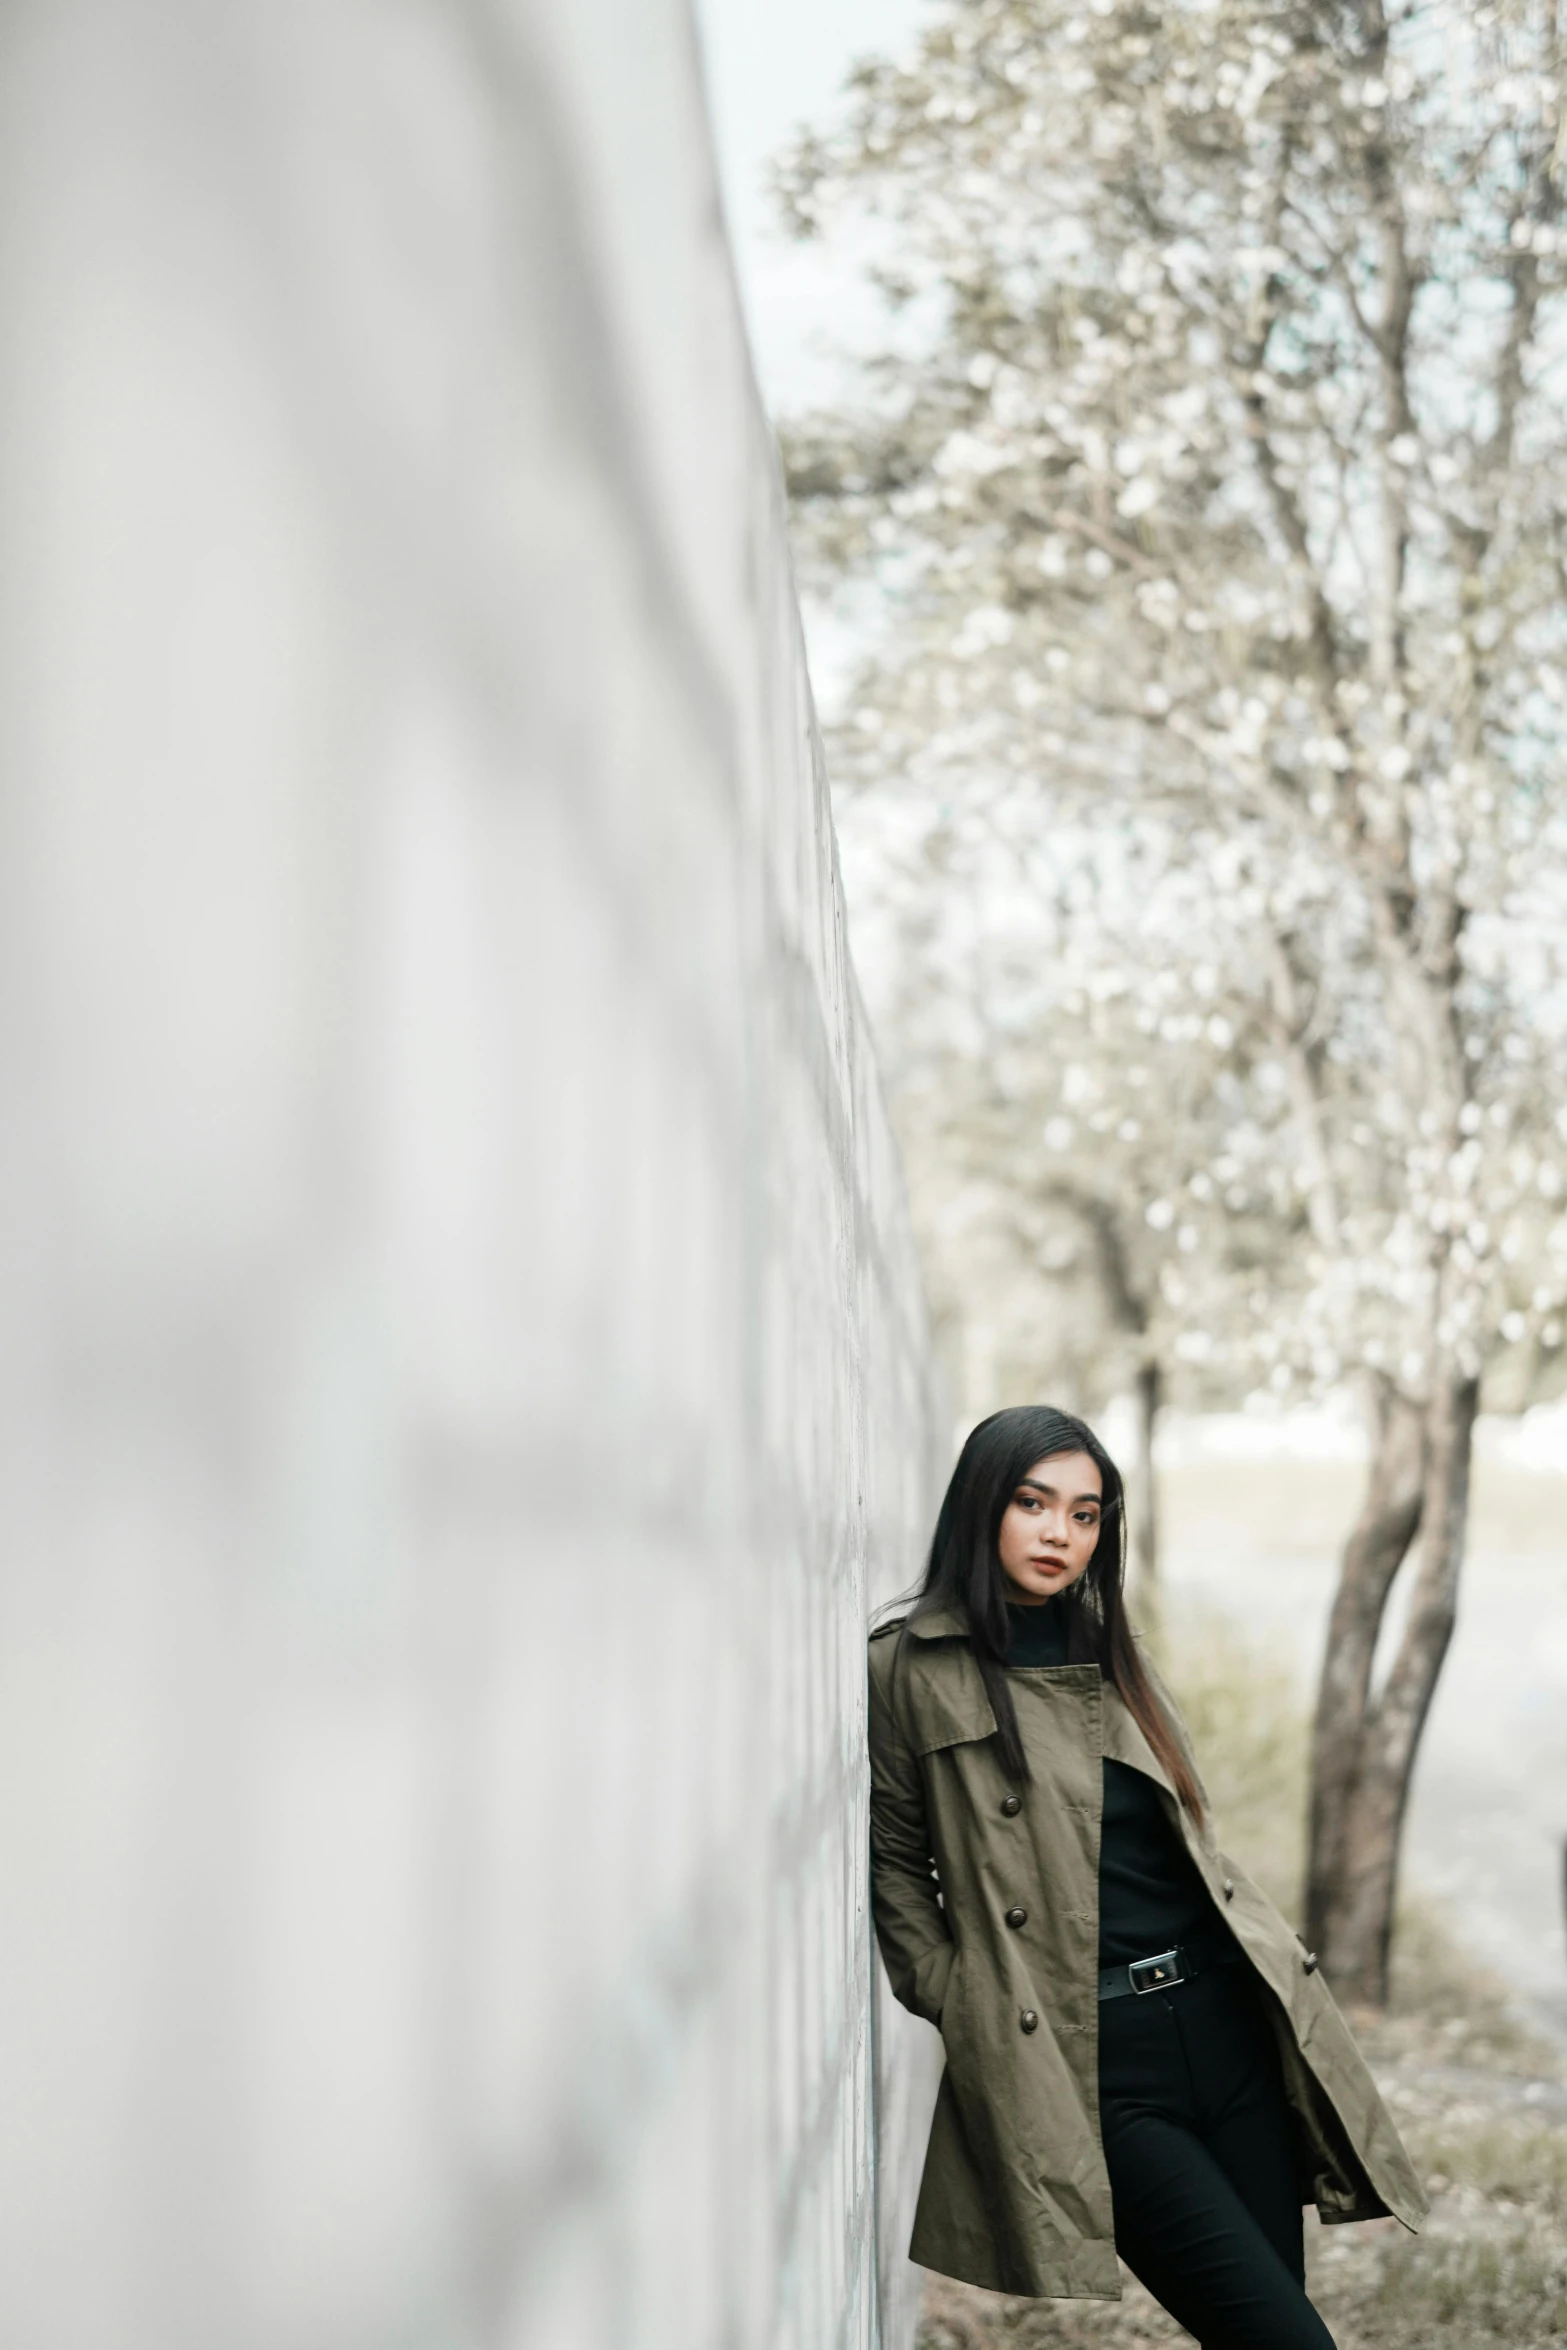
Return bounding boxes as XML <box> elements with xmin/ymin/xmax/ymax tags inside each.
<box><xmin>1098</xmin><ymin>1962</ymin><xmax>1336</xmax><ymax>2350</ymax></box>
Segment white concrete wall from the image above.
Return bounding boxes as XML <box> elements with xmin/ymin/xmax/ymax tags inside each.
<box><xmin>0</xmin><ymin>6</ymin><xmax>943</xmax><ymax>2349</ymax></box>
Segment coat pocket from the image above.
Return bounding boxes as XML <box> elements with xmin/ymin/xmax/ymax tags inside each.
<box><xmin>937</xmin><ymin>1943</ymin><xmax>968</xmax><ymax>2048</ymax></box>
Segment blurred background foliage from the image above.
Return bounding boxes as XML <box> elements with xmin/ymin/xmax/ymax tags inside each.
<box><xmin>774</xmin><ymin>0</ymin><xmax>1567</xmax><ymax>1433</ymax></box>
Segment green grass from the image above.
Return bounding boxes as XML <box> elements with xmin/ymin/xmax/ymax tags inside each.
<box><xmin>1408</xmin><ymin>2116</ymin><xmax>1567</xmax><ymax>2218</ymax></box>
<box><xmin>1155</xmin><ymin>1607</ymin><xmax>1308</xmax><ymax>1921</ymax></box>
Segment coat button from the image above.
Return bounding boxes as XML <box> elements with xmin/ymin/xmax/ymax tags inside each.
<box><xmin>1005</xmin><ymin>1906</ymin><xmax>1027</xmax><ymax>1929</ymax></box>
<box><xmin>1020</xmin><ymin>2009</ymin><xmax>1039</xmax><ymax>2033</ymax></box>
<box><xmin>1223</xmin><ymin>1878</ymin><xmax>1234</xmax><ymax>1900</ymax></box>
<box><xmin>1001</xmin><ymin>1794</ymin><xmax>1022</xmax><ymax>1817</ymax></box>
<box><xmin>1302</xmin><ymin>1951</ymin><xmax>1319</xmax><ymax>1974</ymax></box>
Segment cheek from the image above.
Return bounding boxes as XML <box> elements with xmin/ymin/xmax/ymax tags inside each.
<box><xmin>1000</xmin><ymin>1509</ymin><xmax>1037</xmax><ymax>1568</ymax></box>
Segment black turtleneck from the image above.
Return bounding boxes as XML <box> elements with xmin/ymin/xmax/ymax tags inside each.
<box><xmin>1005</xmin><ymin>1601</ymin><xmax>1212</xmax><ymax>1966</ymax></box>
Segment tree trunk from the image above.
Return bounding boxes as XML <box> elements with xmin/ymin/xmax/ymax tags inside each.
<box><xmin>1131</xmin><ymin>1355</ymin><xmax>1161</xmax><ymax>1600</ymax></box>
<box><xmin>1305</xmin><ymin>1368</ymin><xmax>1480</xmax><ymax>2008</ymax></box>
<box><xmin>1305</xmin><ymin>1376</ymin><xmax>1424</xmax><ymax>1959</ymax></box>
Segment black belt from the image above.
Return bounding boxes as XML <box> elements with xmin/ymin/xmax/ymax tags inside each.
<box><xmin>1098</xmin><ymin>1940</ymin><xmax>1243</xmax><ymax>2002</ymax></box>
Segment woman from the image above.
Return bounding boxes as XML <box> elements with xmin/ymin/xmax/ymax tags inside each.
<box><xmin>868</xmin><ymin>1405</ymin><xmax>1425</xmax><ymax>2349</ymax></box>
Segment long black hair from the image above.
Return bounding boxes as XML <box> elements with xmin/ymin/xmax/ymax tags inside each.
<box><xmin>905</xmin><ymin>1404</ymin><xmax>1202</xmax><ymax>1817</ymax></box>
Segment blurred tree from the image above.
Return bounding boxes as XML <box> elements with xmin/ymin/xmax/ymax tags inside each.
<box><xmin>780</xmin><ymin>0</ymin><xmax>1567</xmax><ymax>2003</ymax></box>
<box><xmin>874</xmin><ymin>834</ymin><xmax>1309</xmax><ymax>1597</ymax></box>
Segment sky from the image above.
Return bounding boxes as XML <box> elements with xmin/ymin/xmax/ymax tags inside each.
<box><xmin>691</xmin><ymin>0</ymin><xmax>929</xmax><ymax>410</ymax></box>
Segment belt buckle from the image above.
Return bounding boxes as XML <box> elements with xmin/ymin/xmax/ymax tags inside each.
<box><xmin>1129</xmin><ymin>1948</ymin><xmax>1184</xmax><ymax>1995</ymax></box>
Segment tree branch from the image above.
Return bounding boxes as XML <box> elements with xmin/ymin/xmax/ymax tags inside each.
<box><xmin>1259</xmin><ymin>930</ymin><xmax>1341</xmax><ymax>1251</ymax></box>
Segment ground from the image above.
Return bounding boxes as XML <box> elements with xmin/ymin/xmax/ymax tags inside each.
<box><xmin>913</xmin><ymin>1612</ymin><xmax>1567</xmax><ymax>2350</ymax></box>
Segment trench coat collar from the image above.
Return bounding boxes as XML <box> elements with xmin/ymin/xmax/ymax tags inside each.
<box><xmin>906</xmin><ymin>1602</ymin><xmax>972</xmax><ymax>1640</ymax></box>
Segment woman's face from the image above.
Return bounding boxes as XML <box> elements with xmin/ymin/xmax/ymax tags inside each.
<box><xmin>997</xmin><ymin>1449</ymin><xmax>1104</xmax><ymax>1605</ymax></box>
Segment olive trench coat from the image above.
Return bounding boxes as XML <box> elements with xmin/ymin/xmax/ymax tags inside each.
<box><xmin>868</xmin><ymin>1606</ymin><xmax>1427</xmax><ymax>2299</ymax></box>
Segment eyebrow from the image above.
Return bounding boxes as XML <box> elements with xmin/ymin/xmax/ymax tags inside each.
<box><xmin>1016</xmin><ymin>1478</ymin><xmax>1102</xmax><ymax>1506</ymax></box>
